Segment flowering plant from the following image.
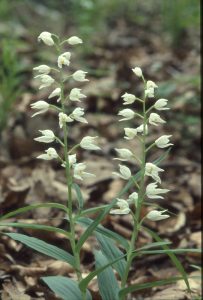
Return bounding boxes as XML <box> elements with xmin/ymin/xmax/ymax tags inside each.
<box><xmin>0</xmin><ymin>33</ymin><xmax>200</xmax><ymax>300</ymax></box>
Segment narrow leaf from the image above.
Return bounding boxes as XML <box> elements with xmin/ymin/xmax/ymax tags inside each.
<box><xmin>76</xmin><ymin>199</ymin><xmax>117</xmax><ymax>252</ymax></box>
<box><xmin>142</xmin><ymin>226</ymin><xmax>191</xmax><ymax>292</ymax></box>
<box><xmin>1</xmin><ymin>222</ymin><xmax>70</xmax><ymax>238</ymax></box>
<box><xmin>0</xmin><ymin>203</ymin><xmax>68</xmax><ymax>221</ymax></box>
<box><xmin>96</xmin><ymin>233</ymin><xmax>126</xmax><ymax>279</ymax></box>
<box><xmin>73</xmin><ymin>183</ymin><xmax>84</xmax><ymax>210</ymax></box>
<box><xmin>77</xmin><ymin>217</ymin><xmax>129</xmax><ymax>250</ymax></box>
<box><xmin>6</xmin><ymin>233</ymin><xmax>75</xmax><ymax>267</ymax></box>
<box><xmin>139</xmin><ymin>248</ymin><xmax>201</xmax><ymax>255</ymax></box>
<box><xmin>95</xmin><ymin>251</ymin><xmax>119</xmax><ymax>300</ymax></box>
<box><xmin>119</xmin><ymin>276</ymin><xmax>182</xmax><ymax>298</ymax></box>
<box><xmin>42</xmin><ymin>276</ymin><xmax>92</xmax><ymax>300</ymax></box>
<box><xmin>79</xmin><ymin>254</ymin><xmax>126</xmax><ymax>292</ymax></box>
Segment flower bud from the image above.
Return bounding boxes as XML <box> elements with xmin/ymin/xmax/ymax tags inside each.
<box><xmin>132</xmin><ymin>67</ymin><xmax>142</xmax><ymax>77</ymax></box>
<box><xmin>73</xmin><ymin>163</ymin><xmax>95</xmax><ymax>180</ymax></box>
<box><xmin>80</xmin><ymin>136</ymin><xmax>100</xmax><ymax>150</ymax></box>
<box><xmin>69</xmin><ymin>88</ymin><xmax>86</xmax><ymax>102</ymax></box>
<box><xmin>114</xmin><ymin>148</ymin><xmax>133</xmax><ymax>161</ymax></box>
<box><xmin>37</xmin><ymin>147</ymin><xmax>58</xmax><ymax>160</ymax></box>
<box><xmin>48</xmin><ymin>88</ymin><xmax>61</xmax><ymax>102</ymax></box>
<box><xmin>146</xmin><ymin>210</ymin><xmax>170</xmax><ymax>221</ymax></box>
<box><xmin>149</xmin><ymin>113</ymin><xmax>165</xmax><ymax>126</ymax></box>
<box><xmin>110</xmin><ymin>199</ymin><xmax>130</xmax><ymax>215</ymax></box>
<box><xmin>121</xmin><ymin>93</ymin><xmax>136</xmax><ymax>105</ymax></box>
<box><xmin>118</xmin><ymin>109</ymin><xmax>135</xmax><ymax>121</ymax></box>
<box><xmin>70</xmin><ymin>108</ymin><xmax>88</xmax><ymax>123</ymax></box>
<box><xmin>35</xmin><ymin>74</ymin><xmax>55</xmax><ymax>89</ymax></box>
<box><xmin>124</xmin><ymin>128</ymin><xmax>138</xmax><ymax>140</ymax></box>
<box><xmin>38</xmin><ymin>32</ymin><xmax>54</xmax><ymax>46</ymax></box>
<box><xmin>34</xmin><ymin>130</ymin><xmax>55</xmax><ymax>143</ymax></box>
<box><xmin>154</xmin><ymin>99</ymin><xmax>169</xmax><ymax>110</ymax></box>
<box><xmin>30</xmin><ymin>100</ymin><xmax>50</xmax><ymax>117</ymax></box>
<box><xmin>57</xmin><ymin>52</ymin><xmax>71</xmax><ymax>68</ymax></box>
<box><xmin>72</xmin><ymin>70</ymin><xmax>88</xmax><ymax>82</ymax></box>
<box><xmin>112</xmin><ymin>164</ymin><xmax>131</xmax><ymax>180</ymax></box>
<box><xmin>33</xmin><ymin>65</ymin><xmax>51</xmax><ymax>74</ymax></box>
<box><xmin>155</xmin><ymin>135</ymin><xmax>173</xmax><ymax>148</ymax></box>
<box><xmin>145</xmin><ymin>162</ymin><xmax>164</xmax><ymax>183</ymax></box>
<box><xmin>67</xmin><ymin>36</ymin><xmax>83</xmax><ymax>45</ymax></box>
<box><xmin>146</xmin><ymin>182</ymin><xmax>169</xmax><ymax>199</ymax></box>
<box><xmin>59</xmin><ymin>112</ymin><xmax>73</xmax><ymax>128</ymax></box>
<box><xmin>128</xmin><ymin>192</ymin><xmax>138</xmax><ymax>207</ymax></box>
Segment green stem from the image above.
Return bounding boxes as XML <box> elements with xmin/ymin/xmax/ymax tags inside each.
<box><xmin>56</xmin><ymin>42</ymin><xmax>85</xmax><ymax>299</ymax></box>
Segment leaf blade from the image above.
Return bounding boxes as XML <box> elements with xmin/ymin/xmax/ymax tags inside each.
<box><xmin>6</xmin><ymin>233</ymin><xmax>75</xmax><ymax>267</ymax></box>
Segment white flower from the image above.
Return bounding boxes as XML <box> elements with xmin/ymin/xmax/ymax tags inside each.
<box><xmin>72</xmin><ymin>70</ymin><xmax>88</xmax><ymax>82</ymax></box>
<box><xmin>37</xmin><ymin>147</ymin><xmax>58</xmax><ymax>160</ymax></box>
<box><xmin>154</xmin><ymin>99</ymin><xmax>169</xmax><ymax>110</ymax></box>
<box><xmin>110</xmin><ymin>199</ymin><xmax>130</xmax><ymax>215</ymax></box>
<box><xmin>59</xmin><ymin>112</ymin><xmax>73</xmax><ymax>128</ymax></box>
<box><xmin>70</xmin><ymin>107</ymin><xmax>88</xmax><ymax>123</ymax></box>
<box><xmin>145</xmin><ymin>163</ymin><xmax>164</xmax><ymax>183</ymax></box>
<box><xmin>145</xmin><ymin>81</ymin><xmax>158</xmax><ymax>98</ymax></box>
<box><xmin>69</xmin><ymin>154</ymin><xmax>77</xmax><ymax>166</ymax></box>
<box><xmin>124</xmin><ymin>128</ymin><xmax>138</xmax><ymax>140</ymax></box>
<box><xmin>146</xmin><ymin>182</ymin><xmax>169</xmax><ymax>199</ymax></box>
<box><xmin>38</xmin><ymin>32</ymin><xmax>54</xmax><ymax>46</ymax></box>
<box><xmin>146</xmin><ymin>80</ymin><xmax>158</xmax><ymax>89</ymax></box>
<box><xmin>67</xmin><ymin>36</ymin><xmax>83</xmax><ymax>45</ymax></box>
<box><xmin>132</xmin><ymin>67</ymin><xmax>142</xmax><ymax>77</ymax></box>
<box><xmin>80</xmin><ymin>136</ymin><xmax>100</xmax><ymax>150</ymax></box>
<box><xmin>62</xmin><ymin>154</ymin><xmax>77</xmax><ymax>168</ymax></box>
<box><xmin>136</xmin><ymin>124</ymin><xmax>148</xmax><ymax>135</ymax></box>
<box><xmin>33</xmin><ymin>65</ymin><xmax>51</xmax><ymax>74</ymax></box>
<box><xmin>48</xmin><ymin>87</ymin><xmax>61</xmax><ymax>102</ymax></box>
<box><xmin>145</xmin><ymin>87</ymin><xmax>155</xmax><ymax>98</ymax></box>
<box><xmin>121</xmin><ymin>93</ymin><xmax>136</xmax><ymax>105</ymax></box>
<box><xmin>128</xmin><ymin>192</ymin><xmax>138</xmax><ymax>207</ymax></box>
<box><xmin>112</xmin><ymin>164</ymin><xmax>131</xmax><ymax>180</ymax></box>
<box><xmin>146</xmin><ymin>210</ymin><xmax>170</xmax><ymax>221</ymax></box>
<box><xmin>34</xmin><ymin>130</ymin><xmax>55</xmax><ymax>143</ymax></box>
<box><xmin>57</xmin><ymin>52</ymin><xmax>71</xmax><ymax>68</ymax></box>
<box><xmin>118</xmin><ymin>109</ymin><xmax>135</xmax><ymax>121</ymax></box>
<box><xmin>35</xmin><ymin>74</ymin><xmax>55</xmax><ymax>89</ymax></box>
<box><xmin>114</xmin><ymin>148</ymin><xmax>133</xmax><ymax>161</ymax></box>
<box><xmin>69</xmin><ymin>88</ymin><xmax>86</xmax><ymax>102</ymax></box>
<box><xmin>149</xmin><ymin>113</ymin><xmax>165</xmax><ymax>126</ymax></box>
<box><xmin>30</xmin><ymin>100</ymin><xmax>49</xmax><ymax>117</ymax></box>
<box><xmin>73</xmin><ymin>163</ymin><xmax>95</xmax><ymax>180</ymax></box>
<box><xmin>155</xmin><ymin>135</ymin><xmax>173</xmax><ymax>148</ymax></box>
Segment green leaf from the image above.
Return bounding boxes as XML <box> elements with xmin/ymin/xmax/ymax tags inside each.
<box><xmin>95</xmin><ymin>233</ymin><xmax>126</xmax><ymax>279</ymax></box>
<box><xmin>42</xmin><ymin>276</ymin><xmax>92</xmax><ymax>300</ymax></box>
<box><xmin>6</xmin><ymin>233</ymin><xmax>75</xmax><ymax>267</ymax></box>
<box><xmin>136</xmin><ymin>241</ymin><xmax>172</xmax><ymax>251</ymax></box>
<box><xmin>75</xmin><ymin>199</ymin><xmax>117</xmax><ymax>252</ymax></box>
<box><xmin>73</xmin><ymin>183</ymin><xmax>84</xmax><ymax>210</ymax></box>
<box><xmin>119</xmin><ymin>276</ymin><xmax>182</xmax><ymax>298</ymax></box>
<box><xmin>77</xmin><ymin>217</ymin><xmax>129</xmax><ymax>250</ymax></box>
<box><xmin>0</xmin><ymin>203</ymin><xmax>68</xmax><ymax>221</ymax></box>
<box><xmin>79</xmin><ymin>205</ymin><xmax>109</xmax><ymax>216</ymax></box>
<box><xmin>79</xmin><ymin>254</ymin><xmax>126</xmax><ymax>292</ymax></box>
<box><xmin>142</xmin><ymin>226</ymin><xmax>191</xmax><ymax>292</ymax></box>
<box><xmin>138</xmin><ymin>248</ymin><xmax>201</xmax><ymax>255</ymax></box>
<box><xmin>95</xmin><ymin>251</ymin><xmax>119</xmax><ymax>300</ymax></box>
<box><xmin>0</xmin><ymin>222</ymin><xmax>70</xmax><ymax>238</ymax></box>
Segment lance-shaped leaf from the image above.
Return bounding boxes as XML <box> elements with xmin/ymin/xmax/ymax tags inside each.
<box><xmin>42</xmin><ymin>276</ymin><xmax>92</xmax><ymax>300</ymax></box>
<box><xmin>6</xmin><ymin>233</ymin><xmax>75</xmax><ymax>267</ymax></box>
<box><xmin>95</xmin><ymin>251</ymin><xmax>119</xmax><ymax>300</ymax></box>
